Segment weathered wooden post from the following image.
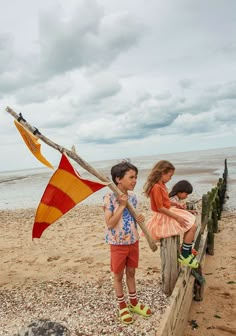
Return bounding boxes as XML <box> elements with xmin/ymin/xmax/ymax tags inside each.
<box><xmin>215</xmin><ymin>193</ymin><xmax>221</xmax><ymax>220</ymax></box>
<box><xmin>201</xmin><ymin>194</ymin><xmax>209</xmax><ymax>233</ymax></box>
<box><xmin>217</xmin><ymin>178</ymin><xmax>224</xmax><ymax>216</ymax></box>
<box><xmin>212</xmin><ymin>200</ymin><xmax>218</xmax><ymax>233</ymax></box>
<box><xmin>224</xmin><ymin>158</ymin><xmax>228</xmax><ymax>184</ymax></box>
<box><xmin>207</xmin><ymin>217</ymin><xmax>214</xmax><ymax>255</ymax></box>
<box><xmin>160</xmin><ymin>236</ymin><xmax>180</xmax><ymax>296</ymax></box>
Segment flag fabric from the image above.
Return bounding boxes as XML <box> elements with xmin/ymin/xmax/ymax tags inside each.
<box><xmin>32</xmin><ymin>153</ymin><xmax>108</xmax><ymax>238</ymax></box>
<box><xmin>14</xmin><ymin>120</ymin><xmax>54</xmax><ymax>169</ymax></box>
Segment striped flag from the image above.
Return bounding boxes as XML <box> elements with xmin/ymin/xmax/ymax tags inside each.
<box><xmin>14</xmin><ymin>120</ymin><xmax>54</xmax><ymax>169</ymax></box>
<box><xmin>32</xmin><ymin>153</ymin><xmax>107</xmax><ymax>238</ymax></box>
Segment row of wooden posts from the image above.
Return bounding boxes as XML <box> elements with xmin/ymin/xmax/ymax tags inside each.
<box><xmin>160</xmin><ymin>159</ymin><xmax>228</xmax><ymax>296</ymax></box>
<box><xmin>201</xmin><ymin>159</ymin><xmax>228</xmax><ymax>255</ymax></box>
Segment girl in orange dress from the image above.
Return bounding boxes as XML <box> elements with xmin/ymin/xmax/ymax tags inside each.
<box><xmin>143</xmin><ymin>160</ymin><xmax>199</xmax><ymax>268</ymax></box>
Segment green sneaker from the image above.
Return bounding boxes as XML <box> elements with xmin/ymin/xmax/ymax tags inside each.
<box><xmin>178</xmin><ymin>254</ymin><xmax>199</xmax><ymax>269</ymax></box>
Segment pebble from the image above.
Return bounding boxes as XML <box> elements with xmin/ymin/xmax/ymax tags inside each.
<box><xmin>0</xmin><ymin>278</ymin><xmax>169</xmax><ymax>336</ymax></box>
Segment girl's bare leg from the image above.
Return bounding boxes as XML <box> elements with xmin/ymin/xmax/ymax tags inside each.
<box><xmin>183</xmin><ymin>222</ymin><xmax>197</xmax><ymax>243</ymax></box>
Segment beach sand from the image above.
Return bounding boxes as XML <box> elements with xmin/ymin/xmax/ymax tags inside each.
<box><xmin>183</xmin><ymin>210</ymin><xmax>236</xmax><ymax>336</ymax></box>
<box><xmin>0</xmin><ymin>203</ymin><xmax>235</xmax><ymax>335</ymax></box>
<box><xmin>0</xmin><ymin>202</ymin><xmax>167</xmax><ymax>336</ymax></box>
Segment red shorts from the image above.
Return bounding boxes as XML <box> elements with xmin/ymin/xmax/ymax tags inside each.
<box><xmin>110</xmin><ymin>241</ymin><xmax>139</xmax><ymax>274</ymax></box>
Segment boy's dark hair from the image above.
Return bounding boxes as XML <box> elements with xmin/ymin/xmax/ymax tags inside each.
<box><xmin>111</xmin><ymin>161</ymin><xmax>138</xmax><ymax>185</ymax></box>
<box><xmin>169</xmin><ymin>180</ymin><xmax>193</xmax><ymax>197</ymax></box>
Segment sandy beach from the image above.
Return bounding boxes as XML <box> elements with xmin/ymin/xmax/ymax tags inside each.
<box><xmin>0</xmin><ymin>200</ymin><xmax>236</xmax><ymax>335</ymax></box>
<box><xmin>183</xmin><ymin>209</ymin><xmax>236</xmax><ymax>336</ymax></box>
<box><xmin>0</xmin><ymin>202</ymin><xmax>169</xmax><ymax>336</ymax></box>
<box><xmin>0</xmin><ymin>147</ymin><xmax>236</xmax><ymax>335</ymax></box>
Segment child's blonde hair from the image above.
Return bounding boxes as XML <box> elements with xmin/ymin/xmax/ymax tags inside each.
<box><xmin>143</xmin><ymin>160</ymin><xmax>175</xmax><ymax>197</ymax></box>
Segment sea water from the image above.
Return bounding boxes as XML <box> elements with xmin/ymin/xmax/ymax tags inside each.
<box><xmin>0</xmin><ymin>147</ymin><xmax>235</xmax><ymax>211</ymax></box>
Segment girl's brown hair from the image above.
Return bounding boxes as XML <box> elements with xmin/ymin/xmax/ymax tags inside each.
<box><xmin>143</xmin><ymin>160</ymin><xmax>175</xmax><ymax>197</ymax></box>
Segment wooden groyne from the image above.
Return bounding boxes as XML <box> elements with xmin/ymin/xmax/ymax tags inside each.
<box><xmin>201</xmin><ymin>158</ymin><xmax>228</xmax><ymax>255</ymax></box>
<box><xmin>158</xmin><ymin>160</ymin><xmax>228</xmax><ymax>336</ymax></box>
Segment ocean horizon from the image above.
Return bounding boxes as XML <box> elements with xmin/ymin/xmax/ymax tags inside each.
<box><xmin>0</xmin><ymin>147</ymin><xmax>235</xmax><ymax>211</ymax></box>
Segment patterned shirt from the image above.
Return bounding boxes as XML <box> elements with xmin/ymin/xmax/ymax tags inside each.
<box><xmin>103</xmin><ymin>192</ymin><xmax>139</xmax><ymax>245</ymax></box>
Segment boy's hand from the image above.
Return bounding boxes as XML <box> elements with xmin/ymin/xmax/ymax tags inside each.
<box><xmin>136</xmin><ymin>213</ymin><xmax>145</xmax><ymax>224</ymax></box>
<box><xmin>118</xmin><ymin>194</ymin><xmax>128</xmax><ymax>207</ymax></box>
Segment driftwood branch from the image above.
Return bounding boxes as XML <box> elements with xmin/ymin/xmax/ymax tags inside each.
<box><xmin>6</xmin><ymin>106</ymin><xmax>157</xmax><ymax>252</ymax></box>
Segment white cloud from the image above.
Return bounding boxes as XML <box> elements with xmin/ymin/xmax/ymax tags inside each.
<box><xmin>0</xmin><ymin>0</ymin><xmax>236</xmax><ymax>171</ymax></box>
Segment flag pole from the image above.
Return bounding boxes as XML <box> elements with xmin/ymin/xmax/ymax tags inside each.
<box><xmin>6</xmin><ymin>106</ymin><xmax>157</xmax><ymax>252</ymax></box>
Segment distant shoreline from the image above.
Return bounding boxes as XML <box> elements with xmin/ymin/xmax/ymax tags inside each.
<box><xmin>1</xmin><ymin>145</ymin><xmax>235</xmax><ymax>174</ymax></box>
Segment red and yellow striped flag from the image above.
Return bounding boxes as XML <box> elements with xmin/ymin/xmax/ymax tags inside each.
<box><xmin>14</xmin><ymin>120</ymin><xmax>54</xmax><ymax>169</ymax></box>
<box><xmin>32</xmin><ymin>153</ymin><xmax>107</xmax><ymax>238</ymax></box>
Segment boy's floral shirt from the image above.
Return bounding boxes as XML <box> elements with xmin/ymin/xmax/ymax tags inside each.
<box><xmin>103</xmin><ymin>192</ymin><xmax>139</xmax><ymax>245</ymax></box>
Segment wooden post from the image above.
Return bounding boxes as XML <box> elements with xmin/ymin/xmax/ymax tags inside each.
<box><xmin>207</xmin><ymin>218</ymin><xmax>214</xmax><ymax>255</ymax></box>
<box><xmin>217</xmin><ymin>178</ymin><xmax>225</xmax><ymax>215</ymax></box>
<box><xmin>212</xmin><ymin>200</ymin><xmax>218</xmax><ymax>233</ymax></box>
<box><xmin>160</xmin><ymin>236</ymin><xmax>180</xmax><ymax>296</ymax></box>
<box><xmin>224</xmin><ymin>158</ymin><xmax>228</xmax><ymax>184</ymax></box>
<box><xmin>215</xmin><ymin>194</ymin><xmax>221</xmax><ymax>220</ymax></box>
<box><xmin>5</xmin><ymin>106</ymin><xmax>158</xmax><ymax>252</ymax></box>
<box><xmin>201</xmin><ymin>194</ymin><xmax>209</xmax><ymax>233</ymax></box>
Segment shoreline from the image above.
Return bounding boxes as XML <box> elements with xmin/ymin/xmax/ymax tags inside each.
<box><xmin>1</xmin><ymin>145</ymin><xmax>236</xmax><ymax>211</ymax></box>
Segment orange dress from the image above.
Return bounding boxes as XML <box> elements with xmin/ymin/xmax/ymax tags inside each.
<box><xmin>143</xmin><ymin>182</ymin><xmax>195</xmax><ymax>240</ymax></box>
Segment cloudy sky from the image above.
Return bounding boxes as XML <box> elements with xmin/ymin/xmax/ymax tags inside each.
<box><xmin>0</xmin><ymin>0</ymin><xmax>235</xmax><ymax>172</ymax></box>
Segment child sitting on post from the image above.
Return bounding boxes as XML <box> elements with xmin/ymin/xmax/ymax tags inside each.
<box><xmin>169</xmin><ymin>180</ymin><xmax>198</xmax><ymax>215</ymax></box>
<box><xmin>169</xmin><ymin>180</ymin><xmax>199</xmax><ymax>255</ymax></box>
<box><xmin>143</xmin><ymin>160</ymin><xmax>199</xmax><ymax>268</ymax></box>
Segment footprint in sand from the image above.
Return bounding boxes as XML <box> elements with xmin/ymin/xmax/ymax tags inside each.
<box><xmin>47</xmin><ymin>256</ymin><xmax>61</xmax><ymax>262</ymax></box>
<box><xmin>74</xmin><ymin>257</ymin><xmax>94</xmax><ymax>264</ymax></box>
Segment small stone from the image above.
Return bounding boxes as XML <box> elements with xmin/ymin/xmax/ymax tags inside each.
<box><xmin>15</xmin><ymin>319</ymin><xmax>70</xmax><ymax>336</ymax></box>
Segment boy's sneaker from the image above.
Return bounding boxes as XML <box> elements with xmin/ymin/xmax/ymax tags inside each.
<box><xmin>178</xmin><ymin>254</ymin><xmax>199</xmax><ymax>269</ymax></box>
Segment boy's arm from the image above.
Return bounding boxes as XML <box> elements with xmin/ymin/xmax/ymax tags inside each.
<box><xmin>104</xmin><ymin>194</ymin><xmax>127</xmax><ymax>229</ymax></box>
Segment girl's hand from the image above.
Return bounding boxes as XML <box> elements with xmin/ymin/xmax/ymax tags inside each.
<box><xmin>136</xmin><ymin>213</ymin><xmax>145</xmax><ymax>224</ymax></box>
<box><xmin>189</xmin><ymin>209</ymin><xmax>198</xmax><ymax>215</ymax></box>
<box><xmin>176</xmin><ymin>203</ymin><xmax>186</xmax><ymax>209</ymax></box>
<box><xmin>170</xmin><ymin>201</ymin><xmax>185</xmax><ymax>210</ymax></box>
<box><xmin>175</xmin><ymin>215</ymin><xmax>188</xmax><ymax>227</ymax></box>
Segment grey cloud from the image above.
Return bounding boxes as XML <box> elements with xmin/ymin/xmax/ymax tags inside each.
<box><xmin>179</xmin><ymin>79</ymin><xmax>192</xmax><ymax>89</ymax></box>
<box><xmin>87</xmin><ymin>77</ymin><xmax>121</xmax><ymax>104</ymax></box>
<box><xmin>37</xmin><ymin>3</ymin><xmax>144</xmax><ymax>76</ymax></box>
<box><xmin>155</xmin><ymin>92</ymin><xmax>172</xmax><ymax>101</ymax></box>
<box><xmin>15</xmin><ymin>77</ymin><xmax>73</xmax><ymax>104</ymax></box>
<box><xmin>73</xmin><ymin>80</ymin><xmax>236</xmax><ymax>144</ymax></box>
<box><xmin>217</xmin><ymin>82</ymin><xmax>236</xmax><ymax>100</ymax></box>
<box><xmin>220</xmin><ymin>42</ymin><xmax>236</xmax><ymax>55</ymax></box>
<box><xmin>0</xmin><ymin>33</ymin><xmax>15</xmax><ymax>73</ymax></box>
<box><xmin>0</xmin><ymin>1</ymin><xmax>144</xmax><ymax>103</ymax></box>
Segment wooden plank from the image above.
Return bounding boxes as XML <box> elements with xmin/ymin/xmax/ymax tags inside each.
<box><xmin>158</xmin><ymin>228</ymin><xmax>208</xmax><ymax>336</ymax></box>
<box><xmin>160</xmin><ymin>236</ymin><xmax>180</xmax><ymax>296</ymax></box>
